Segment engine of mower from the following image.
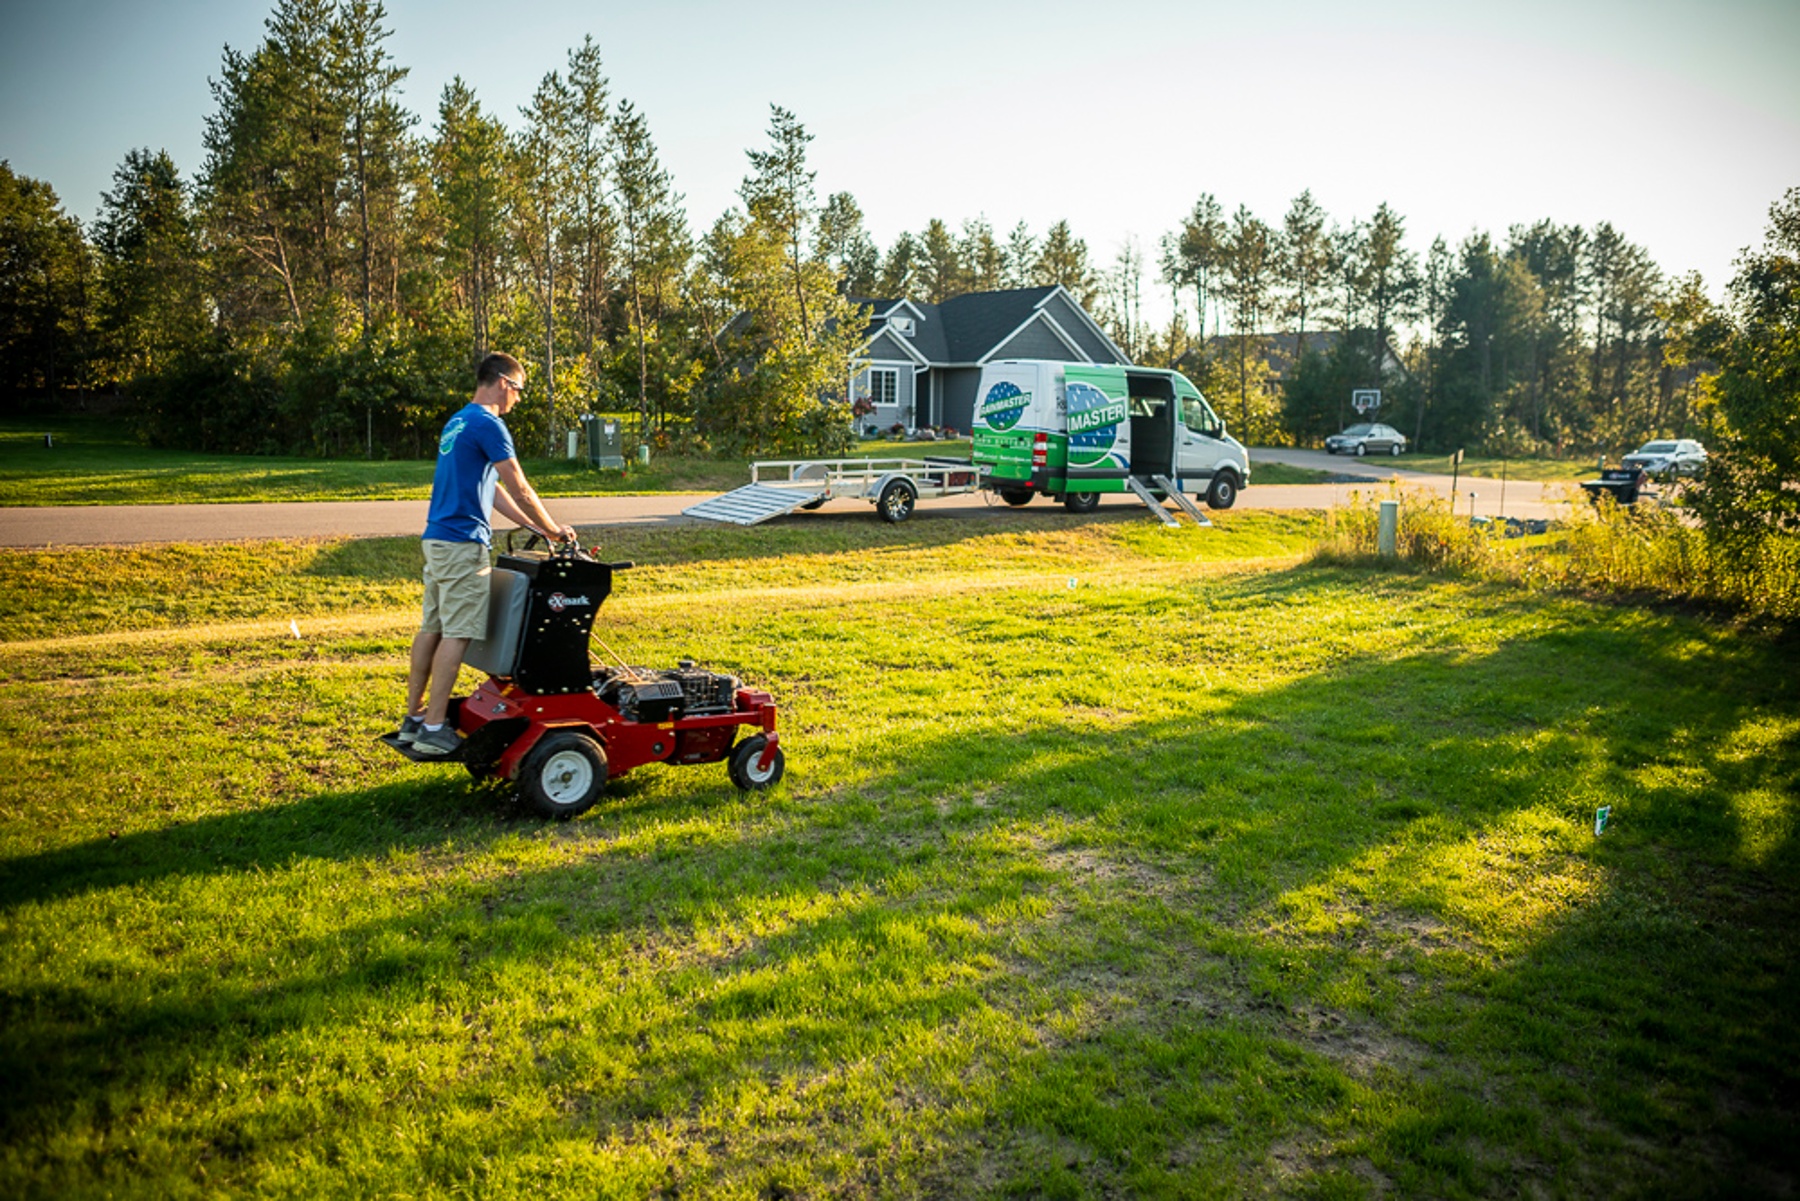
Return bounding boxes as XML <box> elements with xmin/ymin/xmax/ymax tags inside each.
<box><xmin>383</xmin><ymin>540</ymin><xmax>783</xmax><ymax>817</ymax></box>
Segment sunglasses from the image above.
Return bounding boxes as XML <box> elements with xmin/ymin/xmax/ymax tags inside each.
<box><xmin>498</xmin><ymin>374</ymin><xmax>526</xmax><ymax>395</ymax></box>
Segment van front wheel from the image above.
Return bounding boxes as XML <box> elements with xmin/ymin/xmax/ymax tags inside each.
<box><xmin>1063</xmin><ymin>491</ymin><xmax>1099</xmax><ymax>514</ymax></box>
<box><xmin>1205</xmin><ymin>471</ymin><xmax>1240</xmax><ymax>510</ymax></box>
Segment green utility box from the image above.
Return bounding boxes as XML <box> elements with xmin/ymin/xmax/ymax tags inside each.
<box><xmin>582</xmin><ymin>414</ymin><xmax>626</xmax><ymax>469</ymax></box>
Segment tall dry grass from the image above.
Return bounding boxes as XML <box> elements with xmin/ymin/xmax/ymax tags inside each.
<box><xmin>1313</xmin><ymin>483</ymin><xmax>1800</xmax><ymax>619</ymax></box>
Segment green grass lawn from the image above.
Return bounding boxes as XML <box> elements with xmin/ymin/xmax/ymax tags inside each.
<box><xmin>1247</xmin><ymin>460</ymin><xmax>1336</xmax><ymax>486</ymax></box>
<box><xmin>1</xmin><ymin>514</ymin><xmax>1796</xmax><ymax>1197</ymax></box>
<box><xmin>0</xmin><ymin>418</ymin><xmax>972</xmax><ymax>507</ymax></box>
<box><xmin>1396</xmin><ymin>453</ymin><xmax>1602</xmax><ymax>482</ymax></box>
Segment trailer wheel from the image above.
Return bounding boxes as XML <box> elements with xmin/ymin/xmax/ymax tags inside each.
<box><xmin>877</xmin><ymin>479</ymin><xmax>918</xmax><ymax>523</ymax></box>
<box><xmin>999</xmin><ymin>488</ymin><xmax>1033</xmax><ymax>506</ymax></box>
<box><xmin>518</xmin><ymin>730</ymin><xmax>607</xmax><ymax>819</ymax></box>
<box><xmin>1205</xmin><ymin>470</ymin><xmax>1240</xmax><ymax>510</ymax></box>
<box><xmin>1063</xmin><ymin>490</ymin><xmax>1099</xmax><ymax>514</ymax></box>
<box><xmin>729</xmin><ymin>735</ymin><xmax>785</xmax><ymax>791</ymax></box>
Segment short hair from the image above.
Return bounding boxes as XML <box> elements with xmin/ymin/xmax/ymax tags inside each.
<box><xmin>476</xmin><ymin>352</ymin><xmax>524</xmax><ymax>386</ymax></box>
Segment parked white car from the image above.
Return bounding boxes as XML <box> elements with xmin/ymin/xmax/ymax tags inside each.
<box><xmin>1326</xmin><ymin>422</ymin><xmax>1407</xmax><ymax>456</ymax></box>
<box><xmin>1621</xmin><ymin>439</ymin><xmax>1707</xmax><ymax>478</ymax></box>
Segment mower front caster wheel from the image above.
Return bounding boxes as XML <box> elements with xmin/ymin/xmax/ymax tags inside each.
<box><xmin>729</xmin><ymin>735</ymin><xmax>785</xmax><ymax>791</ymax></box>
<box><xmin>518</xmin><ymin>730</ymin><xmax>608</xmax><ymax>819</ymax></box>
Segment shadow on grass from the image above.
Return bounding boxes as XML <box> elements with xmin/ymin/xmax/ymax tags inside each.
<box><xmin>1</xmin><ymin>571</ymin><xmax>1795</xmax><ymax>1195</ymax></box>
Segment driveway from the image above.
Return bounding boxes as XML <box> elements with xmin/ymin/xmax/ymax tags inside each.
<box><xmin>0</xmin><ymin>453</ymin><xmax>1573</xmax><ymax>548</ymax></box>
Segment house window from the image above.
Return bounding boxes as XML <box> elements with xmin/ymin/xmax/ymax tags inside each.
<box><xmin>890</xmin><ymin>316</ymin><xmax>916</xmax><ymax>337</ymax></box>
<box><xmin>868</xmin><ymin>368</ymin><xmax>898</xmax><ymax>407</ymax></box>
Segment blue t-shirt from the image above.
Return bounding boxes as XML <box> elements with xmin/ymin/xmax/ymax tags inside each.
<box><xmin>423</xmin><ymin>403</ymin><xmax>516</xmax><ymax>545</ymax></box>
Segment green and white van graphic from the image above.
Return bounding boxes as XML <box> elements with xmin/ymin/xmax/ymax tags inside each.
<box><xmin>1064</xmin><ymin>378</ymin><xmax>1128</xmax><ymax>469</ymax></box>
<box><xmin>978</xmin><ymin>380</ymin><xmax>1030</xmax><ymax>431</ymax></box>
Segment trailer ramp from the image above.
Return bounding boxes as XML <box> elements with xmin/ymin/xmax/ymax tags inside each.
<box><xmin>1151</xmin><ymin>475</ymin><xmax>1214</xmax><ymax>527</ymax></box>
<box><xmin>1125</xmin><ymin>476</ymin><xmax>1183</xmax><ymax>527</ymax></box>
<box><xmin>683</xmin><ymin>484</ymin><xmax>825</xmax><ymax>526</ymax></box>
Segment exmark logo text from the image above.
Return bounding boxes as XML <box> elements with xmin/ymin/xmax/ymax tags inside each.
<box><xmin>546</xmin><ymin>593</ymin><xmax>591</xmax><ymax>612</ymax></box>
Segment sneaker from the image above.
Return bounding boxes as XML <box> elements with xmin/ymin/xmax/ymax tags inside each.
<box><xmin>396</xmin><ymin>715</ymin><xmax>425</xmax><ymax>745</ymax></box>
<box><xmin>412</xmin><ymin>724</ymin><xmax>462</xmax><ymax>756</ymax></box>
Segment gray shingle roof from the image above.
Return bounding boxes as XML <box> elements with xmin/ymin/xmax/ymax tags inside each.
<box><xmin>852</xmin><ymin>286</ymin><xmax>1071</xmax><ymax>366</ymax></box>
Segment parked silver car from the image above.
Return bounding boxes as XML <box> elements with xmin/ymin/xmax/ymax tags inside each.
<box><xmin>1621</xmin><ymin>438</ymin><xmax>1707</xmax><ymax>478</ymax></box>
<box><xmin>1326</xmin><ymin>422</ymin><xmax>1407</xmax><ymax>456</ymax></box>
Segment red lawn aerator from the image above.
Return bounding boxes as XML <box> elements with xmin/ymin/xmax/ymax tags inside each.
<box><xmin>381</xmin><ymin>538</ymin><xmax>783</xmax><ymax>818</ymax></box>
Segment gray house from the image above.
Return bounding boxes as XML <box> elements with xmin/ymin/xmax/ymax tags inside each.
<box><xmin>850</xmin><ymin>286</ymin><xmax>1128</xmax><ymax>434</ymax></box>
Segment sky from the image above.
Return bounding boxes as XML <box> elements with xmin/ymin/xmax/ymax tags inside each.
<box><xmin>2</xmin><ymin>0</ymin><xmax>1796</xmax><ymax>324</ymax></box>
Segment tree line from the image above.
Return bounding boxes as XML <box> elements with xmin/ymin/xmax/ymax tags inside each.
<box><xmin>0</xmin><ymin>0</ymin><xmax>1771</xmax><ymax>464</ymax></box>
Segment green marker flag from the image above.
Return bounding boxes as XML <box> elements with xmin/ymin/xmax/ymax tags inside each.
<box><xmin>1595</xmin><ymin>805</ymin><xmax>1612</xmax><ymax>836</ymax></box>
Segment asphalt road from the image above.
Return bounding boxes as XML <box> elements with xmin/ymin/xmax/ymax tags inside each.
<box><xmin>0</xmin><ymin>452</ymin><xmax>1572</xmax><ymax>548</ymax></box>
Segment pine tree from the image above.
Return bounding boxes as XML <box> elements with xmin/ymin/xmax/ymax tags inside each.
<box><xmin>1002</xmin><ymin>222</ymin><xmax>1037</xmax><ymax>290</ymax></box>
<box><xmin>815</xmin><ymin>191</ymin><xmax>878</xmax><ymax>296</ymax></box>
<box><xmin>1277</xmin><ymin>190</ymin><xmax>1328</xmax><ymax>357</ymax></box>
<box><xmin>959</xmin><ymin>217</ymin><xmax>1004</xmax><ymax>294</ymax></box>
<box><xmin>93</xmin><ymin>149</ymin><xmax>208</xmax><ymax>381</ymax></box>
<box><xmin>332</xmin><ymin>0</ymin><xmax>412</xmax><ymax>335</ymax></box>
<box><xmin>1159</xmin><ymin>194</ymin><xmax>1225</xmax><ymax>342</ymax></box>
<box><xmin>1218</xmin><ymin>205</ymin><xmax>1275</xmax><ymax>433</ymax></box>
<box><xmin>612</xmin><ymin>98</ymin><xmax>690</xmax><ymax>437</ymax></box>
<box><xmin>918</xmin><ymin>218</ymin><xmax>963</xmax><ymax>302</ymax></box>
<box><xmin>1035</xmin><ymin>220</ymin><xmax>1098</xmax><ymax>307</ymax></box>
<box><xmin>430</xmin><ymin>78</ymin><xmax>514</xmax><ymax>362</ymax></box>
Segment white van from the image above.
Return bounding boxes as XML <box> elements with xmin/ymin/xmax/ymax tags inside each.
<box><xmin>971</xmin><ymin>360</ymin><xmax>1249</xmax><ymax>511</ymax></box>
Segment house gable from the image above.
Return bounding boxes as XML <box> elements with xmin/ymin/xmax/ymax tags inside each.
<box><xmin>1041</xmin><ymin>290</ymin><xmax>1127</xmax><ymax>363</ymax></box>
<box><xmin>864</xmin><ymin>327</ymin><xmax>926</xmax><ymax>365</ymax></box>
<box><xmin>989</xmin><ymin>318</ymin><xmax>1084</xmax><ymax>362</ymax></box>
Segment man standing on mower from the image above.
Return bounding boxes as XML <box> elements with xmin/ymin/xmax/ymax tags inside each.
<box><xmin>402</xmin><ymin>351</ymin><xmax>576</xmax><ymax>756</ymax></box>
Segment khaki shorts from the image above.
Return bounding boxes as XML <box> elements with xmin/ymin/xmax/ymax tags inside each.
<box><xmin>420</xmin><ymin>539</ymin><xmax>492</xmax><ymax>640</ymax></box>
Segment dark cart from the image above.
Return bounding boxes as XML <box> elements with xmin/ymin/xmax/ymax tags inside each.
<box><xmin>1580</xmin><ymin>467</ymin><xmax>1651</xmax><ymax>506</ymax></box>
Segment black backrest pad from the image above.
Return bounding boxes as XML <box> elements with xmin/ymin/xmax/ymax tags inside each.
<box><xmin>496</xmin><ymin>553</ymin><xmax>615</xmax><ymax>695</ymax></box>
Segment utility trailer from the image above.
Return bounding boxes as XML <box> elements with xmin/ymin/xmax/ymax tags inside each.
<box><xmin>684</xmin><ymin>457</ymin><xmax>986</xmax><ymax>525</ymax></box>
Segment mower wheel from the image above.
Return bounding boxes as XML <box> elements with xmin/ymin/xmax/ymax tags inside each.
<box><xmin>728</xmin><ymin>735</ymin><xmax>785</xmax><ymax>791</ymax></box>
<box><xmin>518</xmin><ymin>730</ymin><xmax>608</xmax><ymax>819</ymax></box>
<box><xmin>999</xmin><ymin>488</ymin><xmax>1034</xmax><ymax>507</ymax></box>
<box><xmin>877</xmin><ymin>478</ymin><xmax>918</xmax><ymax>523</ymax></box>
<box><xmin>1062</xmin><ymin>490</ymin><xmax>1100</xmax><ymax>514</ymax></box>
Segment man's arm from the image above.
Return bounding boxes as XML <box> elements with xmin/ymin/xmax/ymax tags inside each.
<box><xmin>495</xmin><ymin>458</ymin><xmax>576</xmax><ymax>542</ymax></box>
<box><xmin>490</xmin><ymin>486</ymin><xmax>540</xmax><ymax>535</ymax></box>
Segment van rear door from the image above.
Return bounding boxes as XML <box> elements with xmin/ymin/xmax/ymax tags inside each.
<box><xmin>971</xmin><ymin>361</ymin><xmax>1046</xmax><ymax>486</ymax></box>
